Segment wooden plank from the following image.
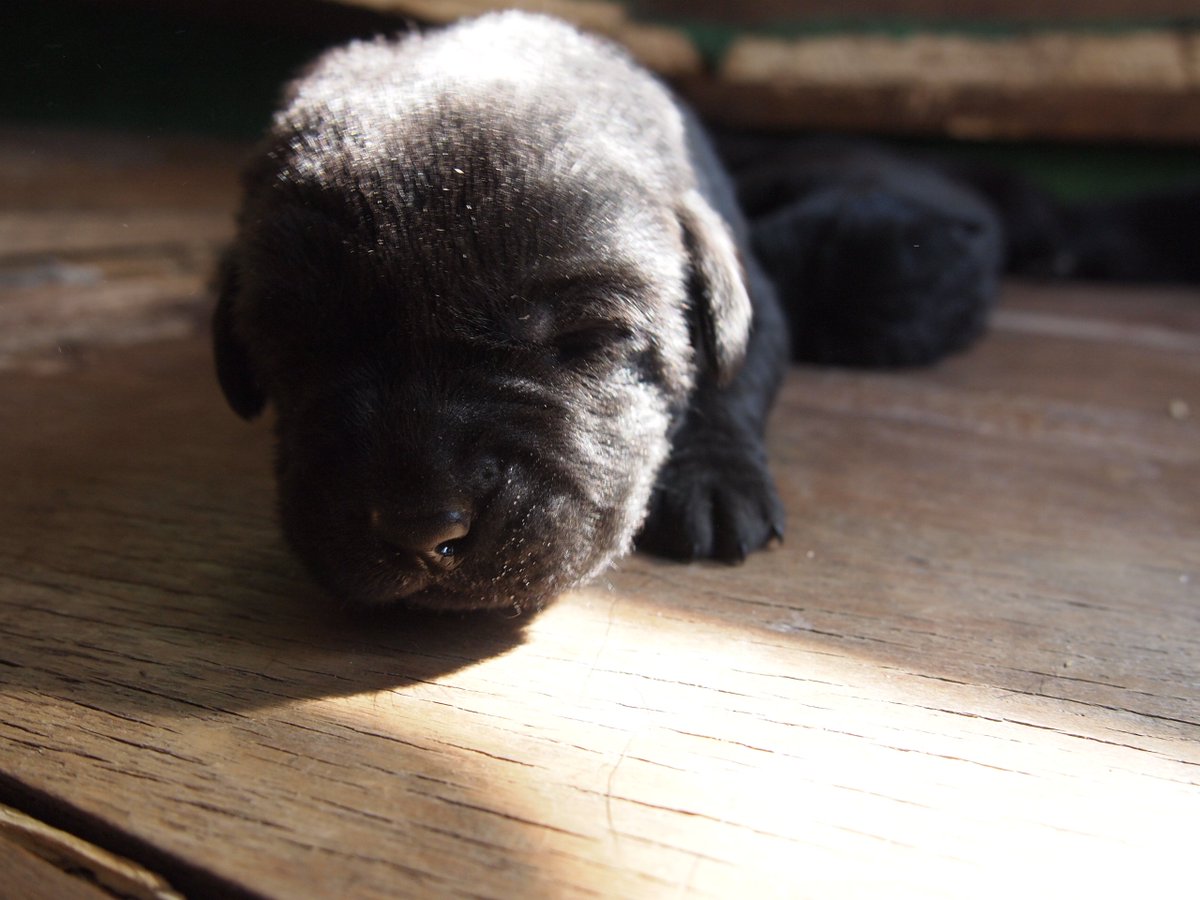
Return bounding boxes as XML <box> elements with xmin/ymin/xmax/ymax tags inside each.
<box><xmin>0</xmin><ymin>280</ymin><xmax>1197</xmax><ymax>897</ymax></box>
<box><xmin>694</xmin><ymin>29</ymin><xmax>1200</xmax><ymax>142</ymax></box>
<box><xmin>0</xmin><ymin>836</ymin><xmax>115</xmax><ymax>900</ymax></box>
<box><xmin>679</xmin><ymin>76</ymin><xmax>1200</xmax><ymax>142</ymax></box>
<box><xmin>0</xmin><ymin>209</ymin><xmax>232</xmax><ymax>260</ymax></box>
<box><xmin>0</xmin><ymin>256</ymin><xmax>212</xmax><ymax>376</ymax></box>
<box><xmin>0</xmin><ymin>129</ymin><xmax>235</xmax><ymax>374</ymax></box>
<box><xmin>0</xmin><ymin>242</ymin><xmax>222</xmax><ymax>375</ymax></box>
<box><xmin>0</xmin><ymin>804</ymin><xmax>183</xmax><ymax>900</ymax></box>
<box><xmin>0</xmin><ymin>127</ymin><xmax>243</xmax><ymax>212</ymax></box>
<box><xmin>637</xmin><ymin>0</ymin><xmax>1200</xmax><ymax>23</ymax></box>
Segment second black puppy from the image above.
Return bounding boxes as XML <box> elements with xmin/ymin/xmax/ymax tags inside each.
<box><xmin>214</xmin><ymin>12</ymin><xmax>789</xmax><ymax>611</ymax></box>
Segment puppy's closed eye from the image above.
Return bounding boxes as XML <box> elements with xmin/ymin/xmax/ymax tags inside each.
<box><xmin>552</xmin><ymin>320</ymin><xmax>635</xmax><ymax>364</ymax></box>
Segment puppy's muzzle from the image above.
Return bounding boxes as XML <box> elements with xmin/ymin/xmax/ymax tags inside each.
<box><xmin>371</xmin><ymin>506</ymin><xmax>472</xmax><ymax>572</ymax></box>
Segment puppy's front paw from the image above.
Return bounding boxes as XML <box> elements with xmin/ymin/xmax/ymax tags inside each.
<box><xmin>637</xmin><ymin>442</ymin><xmax>784</xmax><ymax>563</ymax></box>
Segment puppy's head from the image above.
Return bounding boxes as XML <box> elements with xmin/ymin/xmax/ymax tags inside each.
<box><xmin>215</xmin><ymin>106</ymin><xmax>750</xmax><ymax>611</ymax></box>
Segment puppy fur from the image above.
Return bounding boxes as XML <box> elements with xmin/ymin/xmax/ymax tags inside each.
<box><xmin>214</xmin><ymin>12</ymin><xmax>788</xmax><ymax>611</ymax></box>
<box><xmin>718</xmin><ymin>136</ymin><xmax>1003</xmax><ymax>367</ymax></box>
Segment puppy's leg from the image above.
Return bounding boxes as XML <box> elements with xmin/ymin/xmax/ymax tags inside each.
<box><xmin>637</xmin><ymin>254</ymin><xmax>789</xmax><ymax>562</ymax></box>
<box><xmin>726</xmin><ymin>138</ymin><xmax>1003</xmax><ymax>367</ymax></box>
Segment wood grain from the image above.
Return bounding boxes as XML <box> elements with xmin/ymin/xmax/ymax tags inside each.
<box><xmin>0</xmin><ymin>835</ymin><xmax>115</xmax><ymax>900</ymax></box>
<box><xmin>637</xmin><ymin>0</ymin><xmax>1200</xmax><ymax>22</ymax></box>
<box><xmin>0</xmin><ymin>803</ymin><xmax>183</xmax><ymax>900</ymax></box>
<box><xmin>1</xmin><ymin>276</ymin><xmax>1197</xmax><ymax>897</ymax></box>
<box><xmin>676</xmin><ymin>76</ymin><xmax>1200</xmax><ymax>144</ymax></box>
<box><xmin>0</xmin><ymin>129</ymin><xmax>239</xmax><ymax>374</ymax></box>
<box><xmin>688</xmin><ymin>28</ymin><xmax>1200</xmax><ymax>142</ymax></box>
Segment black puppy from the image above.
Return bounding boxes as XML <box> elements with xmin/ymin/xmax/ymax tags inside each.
<box><xmin>214</xmin><ymin>12</ymin><xmax>789</xmax><ymax>611</ymax></box>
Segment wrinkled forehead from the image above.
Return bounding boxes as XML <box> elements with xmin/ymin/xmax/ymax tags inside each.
<box><xmin>365</xmin><ymin>159</ymin><xmax>686</xmax><ymax>329</ymax></box>
<box><xmin>402</xmin><ymin>211</ymin><xmax>685</xmax><ymax>354</ymax></box>
<box><xmin>254</xmin><ymin>111</ymin><xmax>692</xmax><ymax>347</ymax></box>
<box><xmin>507</xmin><ymin>179</ymin><xmax>685</xmax><ymax>298</ymax></box>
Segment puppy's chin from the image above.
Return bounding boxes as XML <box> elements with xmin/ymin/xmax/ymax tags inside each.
<box><xmin>367</xmin><ymin>584</ymin><xmax>549</xmax><ymax>615</ymax></box>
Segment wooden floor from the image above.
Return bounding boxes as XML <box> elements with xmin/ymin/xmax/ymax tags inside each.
<box><xmin>1</xmin><ymin>128</ymin><xmax>1198</xmax><ymax>898</ymax></box>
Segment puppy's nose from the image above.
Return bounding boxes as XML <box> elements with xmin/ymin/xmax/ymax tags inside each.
<box><xmin>373</xmin><ymin>508</ymin><xmax>471</xmax><ymax>563</ymax></box>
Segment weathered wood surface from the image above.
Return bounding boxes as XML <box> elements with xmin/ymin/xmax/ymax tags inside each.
<box><xmin>0</xmin><ymin>803</ymin><xmax>183</xmax><ymax>900</ymax></box>
<box><xmin>0</xmin><ymin>128</ymin><xmax>240</xmax><ymax>375</ymax></box>
<box><xmin>1</xmin><ymin>280</ymin><xmax>1198</xmax><ymax>896</ymax></box>
<box><xmin>637</xmin><ymin>0</ymin><xmax>1200</xmax><ymax>21</ymax></box>
<box><xmin>0</xmin><ymin>835</ymin><xmax>114</xmax><ymax>900</ymax></box>
<box><xmin>680</xmin><ymin>76</ymin><xmax>1200</xmax><ymax>144</ymax></box>
<box><xmin>1</xmin><ymin>127</ymin><xmax>1198</xmax><ymax>896</ymax></box>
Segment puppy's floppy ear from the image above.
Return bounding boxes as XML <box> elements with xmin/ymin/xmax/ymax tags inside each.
<box><xmin>212</xmin><ymin>250</ymin><xmax>267</xmax><ymax>420</ymax></box>
<box><xmin>677</xmin><ymin>189</ymin><xmax>753</xmax><ymax>384</ymax></box>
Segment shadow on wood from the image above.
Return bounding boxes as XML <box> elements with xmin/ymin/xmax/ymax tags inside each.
<box><xmin>0</xmin><ymin>339</ymin><xmax>530</xmax><ymax>720</ymax></box>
